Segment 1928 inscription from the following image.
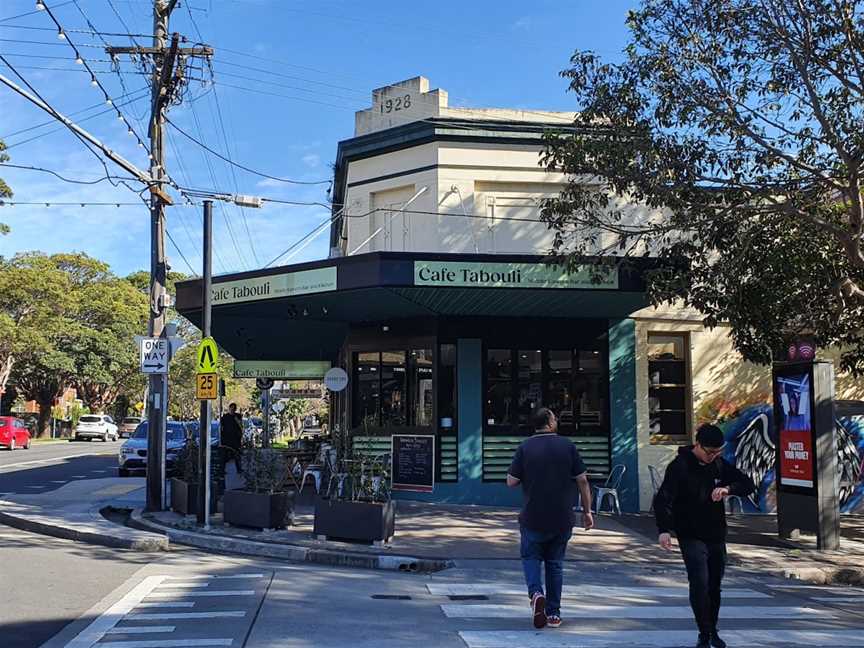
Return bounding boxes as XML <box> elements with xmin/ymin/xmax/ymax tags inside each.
<box><xmin>381</xmin><ymin>94</ymin><xmax>412</xmax><ymax>113</ymax></box>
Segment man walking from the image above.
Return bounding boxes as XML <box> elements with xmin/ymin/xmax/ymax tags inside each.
<box><xmin>219</xmin><ymin>403</ymin><xmax>243</xmax><ymax>475</ymax></box>
<box><xmin>507</xmin><ymin>407</ymin><xmax>594</xmax><ymax>629</ymax></box>
<box><xmin>654</xmin><ymin>423</ymin><xmax>755</xmax><ymax>648</ymax></box>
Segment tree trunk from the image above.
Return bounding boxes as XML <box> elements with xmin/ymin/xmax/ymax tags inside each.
<box><xmin>35</xmin><ymin>395</ymin><xmax>54</xmax><ymax>438</ymax></box>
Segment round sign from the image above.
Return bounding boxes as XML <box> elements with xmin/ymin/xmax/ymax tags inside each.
<box><xmin>324</xmin><ymin>367</ymin><xmax>348</xmax><ymax>392</ymax></box>
<box><xmin>787</xmin><ymin>344</ymin><xmax>798</xmax><ymax>361</ymax></box>
<box><xmin>255</xmin><ymin>377</ymin><xmax>274</xmax><ymax>391</ymax></box>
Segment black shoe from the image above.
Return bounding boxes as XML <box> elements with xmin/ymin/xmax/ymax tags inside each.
<box><xmin>710</xmin><ymin>631</ymin><xmax>727</xmax><ymax>648</ymax></box>
<box><xmin>695</xmin><ymin>634</ymin><xmax>711</xmax><ymax>648</ymax></box>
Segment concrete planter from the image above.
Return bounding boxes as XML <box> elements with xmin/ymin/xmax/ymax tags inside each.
<box><xmin>223</xmin><ymin>489</ymin><xmax>295</xmax><ymax>530</ymax></box>
<box><xmin>169</xmin><ymin>478</ymin><xmax>216</xmax><ymax>516</ymax></box>
<box><xmin>313</xmin><ymin>498</ymin><xmax>396</xmax><ymax>543</ymax></box>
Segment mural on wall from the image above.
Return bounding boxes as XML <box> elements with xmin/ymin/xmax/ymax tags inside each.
<box><xmin>697</xmin><ymin>397</ymin><xmax>864</xmax><ymax>514</ymax></box>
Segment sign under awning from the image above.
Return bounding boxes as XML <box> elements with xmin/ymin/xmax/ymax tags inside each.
<box><xmin>233</xmin><ymin>360</ymin><xmax>332</xmax><ymax>379</ymax></box>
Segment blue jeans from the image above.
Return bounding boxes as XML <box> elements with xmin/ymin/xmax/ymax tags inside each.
<box><xmin>520</xmin><ymin>526</ymin><xmax>572</xmax><ymax>616</ymax></box>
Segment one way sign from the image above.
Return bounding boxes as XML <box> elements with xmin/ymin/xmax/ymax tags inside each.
<box><xmin>140</xmin><ymin>337</ymin><xmax>169</xmax><ymax>374</ymax></box>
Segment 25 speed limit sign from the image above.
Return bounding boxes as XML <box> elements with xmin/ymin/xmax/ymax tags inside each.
<box><xmin>196</xmin><ymin>372</ymin><xmax>218</xmax><ymax>400</ymax></box>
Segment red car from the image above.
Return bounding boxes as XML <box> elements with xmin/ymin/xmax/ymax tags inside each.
<box><xmin>0</xmin><ymin>416</ymin><xmax>32</xmax><ymax>451</ymax></box>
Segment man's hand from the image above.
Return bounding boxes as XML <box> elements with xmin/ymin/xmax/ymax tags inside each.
<box><xmin>711</xmin><ymin>486</ymin><xmax>730</xmax><ymax>502</ymax></box>
<box><xmin>659</xmin><ymin>532</ymin><xmax>674</xmax><ymax>550</ymax></box>
<box><xmin>581</xmin><ymin>511</ymin><xmax>594</xmax><ymax>531</ymax></box>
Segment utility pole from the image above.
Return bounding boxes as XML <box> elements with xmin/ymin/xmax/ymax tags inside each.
<box><xmin>107</xmin><ymin>1</ymin><xmax>213</xmax><ymax>511</ymax></box>
<box><xmin>197</xmin><ymin>200</ymin><xmax>213</xmax><ymax>527</ymax></box>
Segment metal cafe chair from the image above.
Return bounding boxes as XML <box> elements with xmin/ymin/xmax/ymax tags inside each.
<box><xmin>299</xmin><ymin>443</ymin><xmax>330</xmax><ymax>494</ymax></box>
<box><xmin>324</xmin><ymin>449</ymin><xmax>351</xmax><ymax>498</ymax></box>
<box><xmin>594</xmin><ymin>464</ymin><xmax>627</xmax><ymax>515</ymax></box>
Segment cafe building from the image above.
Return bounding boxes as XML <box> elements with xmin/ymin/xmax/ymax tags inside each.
<box><xmin>176</xmin><ymin>77</ymin><xmax>864</xmax><ymax>513</ymax></box>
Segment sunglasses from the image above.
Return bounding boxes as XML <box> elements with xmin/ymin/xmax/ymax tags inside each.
<box><xmin>701</xmin><ymin>446</ymin><xmax>725</xmax><ymax>458</ymax></box>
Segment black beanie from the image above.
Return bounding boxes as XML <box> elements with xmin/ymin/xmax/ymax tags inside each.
<box><xmin>696</xmin><ymin>423</ymin><xmax>725</xmax><ymax>448</ymax></box>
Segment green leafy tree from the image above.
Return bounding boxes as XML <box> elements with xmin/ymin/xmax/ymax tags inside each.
<box><xmin>7</xmin><ymin>253</ymin><xmax>147</xmax><ymax>435</ymax></box>
<box><xmin>542</xmin><ymin>0</ymin><xmax>864</xmax><ymax>371</ymax></box>
<box><xmin>0</xmin><ymin>137</ymin><xmax>11</xmax><ymax>235</ymax></box>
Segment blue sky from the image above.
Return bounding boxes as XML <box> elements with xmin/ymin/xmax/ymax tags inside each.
<box><xmin>0</xmin><ymin>0</ymin><xmax>633</xmax><ymax>278</ymax></box>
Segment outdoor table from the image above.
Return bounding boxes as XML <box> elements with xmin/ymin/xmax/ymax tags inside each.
<box><xmin>278</xmin><ymin>449</ymin><xmax>318</xmax><ymax>490</ymax></box>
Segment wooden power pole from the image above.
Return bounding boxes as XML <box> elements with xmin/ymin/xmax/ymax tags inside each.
<box><xmin>107</xmin><ymin>0</ymin><xmax>212</xmax><ymax>511</ymax></box>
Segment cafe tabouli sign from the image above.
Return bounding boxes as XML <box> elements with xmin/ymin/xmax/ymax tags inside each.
<box><xmin>414</xmin><ymin>261</ymin><xmax>618</xmax><ymax>290</ymax></box>
<box><xmin>211</xmin><ymin>267</ymin><xmax>337</xmax><ymax>305</ymax></box>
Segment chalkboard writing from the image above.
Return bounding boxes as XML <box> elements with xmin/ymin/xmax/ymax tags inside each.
<box><xmin>391</xmin><ymin>435</ymin><xmax>435</xmax><ymax>493</ymax></box>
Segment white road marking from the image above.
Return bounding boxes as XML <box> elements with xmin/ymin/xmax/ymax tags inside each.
<box><xmin>70</xmin><ymin>475</ymin><xmax>88</xmax><ymax>478</ymax></box>
<box><xmin>0</xmin><ymin>451</ymin><xmax>114</xmax><ymax>471</ymax></box>
<box><xmin>145</xmin><ymin>591</ymin><xmax>255</xmax><ymax>598</ymax></box>
<box><xmin>126</xmin><ymin>612</ymin><xmax>246</xmax><ymax>620</ymax></box>
<box><xmin>98</xmin><ymin>641</ymin><xmax>232</xmax><ymax>648</ymax></box>
<box><xmin>156</xmin><ymin>583</ymin><xmax>211</xmax><ymax>589</ymax></box>
<box><xmin>772</xmin><ymin>584</ymin><xmax>864</xmax><ymax>593</ymax></box>
<box><xmin>813</xmin><ymin>596</ymin><xmax>864</xmax><ymax>603</ymax></box>
<box><xmin>105</xmin><ymin>626</ymin><xmax>175</xmax><ymax>635</ymax></box>
<box><xmin>63</xmin><ymin>574</ymin><xmax>167</xmax><ymax>648</ymax></box>
<box><xmin>163</xmin><ymin>573</ymin><xmax>265</xmax><ymax>580</ymax></box>
<box><xmin>441</xmin><ymin>604</ymin><xmax>830</xmax><ymax>619</ymax></box>
<box><xmin>426</xmin><ymin>583</ymin><xmax>771</xmax><ymax>599</ymax></box>
<box><xmin>135</xmin><ymin>602</ymin><xmax>196</xmax><ymax>609</ymax></box>
<box><xmin>459</xmin><ymin>629</ymin><xmax>864</xmax><ymax>648</ymax></box>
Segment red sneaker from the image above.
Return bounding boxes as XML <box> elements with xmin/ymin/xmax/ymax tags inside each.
<box><xmin>547</xmin><ymin>615</ymin><xmax>561</xmax><ymax>628</ymax></box>
<box><xmin>531</xmin><ymin>592</ymin><xmax>547</xmax><ymax>629</ymax></box>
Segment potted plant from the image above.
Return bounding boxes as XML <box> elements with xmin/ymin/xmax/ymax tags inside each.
<box><xmin>169</xmin><ymin>436</ymin><xmax>217</xmax><ymax>516</ymax></box>
<box><xmin>223</xmin><ymin>447</ymin><xmax>296</xmax><ymax>530</ymax></box>
<box><xmin>313</xmin><ymin>437</ymin><xmax>396</xmax><ymax>544</ymax></box>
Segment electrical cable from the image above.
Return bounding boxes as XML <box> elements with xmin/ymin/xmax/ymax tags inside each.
<box><xmin>0</xmin><ymin>23</ymin><xmax>153</xmax><ymax>38</ymax></box>
<box><xmin>165</xmin><ymin>117</ymin><xmax>331</xmax><ymax>185</ymax></box>
<box><xmin>0</xmin><ymin>0</ymin><xmax>75</xmax><ymax>23</ymax></box>
<box><xmin>0</xmin><ymin>162</ymin><xmax>138</xmax><ymax>184</ymax></box>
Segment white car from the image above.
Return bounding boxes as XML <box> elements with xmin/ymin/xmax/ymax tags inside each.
<box><xmin>75</xmin><ymin>414</ymin><xmax>119</xmax><ymax>442</ymax></box>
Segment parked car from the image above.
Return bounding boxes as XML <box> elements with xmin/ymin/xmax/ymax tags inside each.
<box><xmin>118</xmin><ymin>416</ymin><xmax>142</xmax><ymax>438</ymax></box>
<box><xmin>75</xmin><ymin>414</ymin><xmax>119</xmax><ymax>442</ymax></box>
<box><xmin>0</xmin><ymin>416</ymin><xmax>32</xmax><ymax>451</ymax></box>
<box><xmin>117</xmin><ymin>421</ymin><xmax>190</xmax><ymax>477</ymax></box>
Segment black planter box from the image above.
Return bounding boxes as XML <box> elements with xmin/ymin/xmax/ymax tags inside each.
<box><xmin>313</xmin><ymin>498</ymin><xmax>396</xmax><ymax>543</ymax></box>
<box><xmin>223</xmin><ymin>489</ymin><xmax>295</xmax><ymax>530</ymax></box>
<box><xmin>170</xmin><ymin>478</ymin><xmax>216</xmax><ymax>516</ymax></box>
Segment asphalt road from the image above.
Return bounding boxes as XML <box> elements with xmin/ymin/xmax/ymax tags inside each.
<box><xmin>0</xmin><ymin>439</ymin><xmax>122</xmax><ymax>495</ymax></box>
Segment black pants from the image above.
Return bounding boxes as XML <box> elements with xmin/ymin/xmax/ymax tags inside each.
<box><xmin>679</xmin><ymin>538</ymin><xmax>726</xmax><ymax>636</ymax></box>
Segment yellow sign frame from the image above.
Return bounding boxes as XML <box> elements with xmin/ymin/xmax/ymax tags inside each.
<box><xmin>197</xmin><ymin>337</ymin><xmax>219</xmax><ymax>374</ymax></box>
<box><xmin>196</xmin><ymin>372</ymin><xmax>218</xmax><ymax>400</ymax></box>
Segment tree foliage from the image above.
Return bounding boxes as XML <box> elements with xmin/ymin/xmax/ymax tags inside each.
<box><xmin>541</xmin><ymin>0</ymin><xmax>864</xmax><ymax>370</ymax></box>
<box><xmin>0</xmin><ymin>137</ymin><xmax>11</xmax><ymax>235</ymax></box>
<box><xmin>3</xmin><ymin>253</ymin><xmax>147</xmax><ymax>435</ymax></box>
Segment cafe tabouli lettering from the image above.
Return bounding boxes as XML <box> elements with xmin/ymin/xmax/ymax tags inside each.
<box><xmin>417</xmin><ymin>265</ymin><xmax>522</xmax><ymax>285</ymax></box>
<box><xmin>212</xmin><ymin>281</ymin><xmax>271</xmax><ymax>302</ymax></box>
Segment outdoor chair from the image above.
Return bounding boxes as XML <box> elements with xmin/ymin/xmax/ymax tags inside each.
<box><xmin>324</xmin><ymin>449</ymin><xmax>350</xmax><ymax>498</ymax></box>
<box><xmin>724</xmin><ymin>494</ymin><xmax>744</xmax><ymax>514</ymax></box>
<box><xmin>299</xmin><ymin>444</ymin><xmax>330</xmax><ymax>494</ymax></box>
<box><xmin>358</xmin><ymin>451</ymin><xmax>392</xmax><ymax>502</ymax></box>
<box><xmin>594</xmin><ymin>464</ymin><xmax>626</xmax><ymax>515</ymax></box>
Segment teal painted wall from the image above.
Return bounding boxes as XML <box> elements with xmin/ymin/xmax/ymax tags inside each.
<box><xmin>608</xmin><ymin>318</ymin><xmax>639</xmax><ymax>512</ymax></box>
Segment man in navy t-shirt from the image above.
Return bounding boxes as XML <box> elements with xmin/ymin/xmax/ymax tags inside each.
<box><xmin>507</xmin><ymin>407</ymin><xmax>594</xmax><ymax>629</ymax></box>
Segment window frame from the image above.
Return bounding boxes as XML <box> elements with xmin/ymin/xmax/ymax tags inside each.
<box><xmin>646</xmin><ymin>331</ymin><xmax>693</xmax><ymax>445</ymax></box>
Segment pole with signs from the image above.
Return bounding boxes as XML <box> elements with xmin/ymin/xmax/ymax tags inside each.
<box><xmin>256</xmin><ymin>377</ymin><xmax>274</xmax><ymax>448</ymax></box>
<box><xmin>197</xmin><ymin>200</ymin><xmax>214</xmax><ymax>527</ymax></box>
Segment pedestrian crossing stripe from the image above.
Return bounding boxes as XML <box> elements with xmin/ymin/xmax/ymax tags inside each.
<box><xmin>441</xmin><ymin>603</ymin><xmax>831</xmax><ymax>619</ymax></box>
<box><xmin>458</xmin><ymin>629</ymin><xmax>864</xmax><ymax>648</ymax></box>
<box><xmin>426</xmin><ymin>584</ymin><xmax>772</xmax><ymax>599</ymax></box>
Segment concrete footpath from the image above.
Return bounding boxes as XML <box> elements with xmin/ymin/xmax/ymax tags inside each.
<box><xmin>1</xmin><ymin>478</ymin><xmax>863</xmax><ymax>584</ymax></box>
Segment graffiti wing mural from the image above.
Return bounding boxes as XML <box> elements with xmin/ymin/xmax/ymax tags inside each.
<box><xmin>837</xmin><ymin>420</ymin><xmax>863</xmax><ymax>506</ymax></box>
<box><xmin>734</xmin><ymin>413</ymin><xmax>774</xmax><ymax>505</ymax></box>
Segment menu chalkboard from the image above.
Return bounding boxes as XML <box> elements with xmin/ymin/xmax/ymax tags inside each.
<box><xmin>391</xmin><ymin>435</ymin><xmax>435</xmax><ymax>493</ymax></box>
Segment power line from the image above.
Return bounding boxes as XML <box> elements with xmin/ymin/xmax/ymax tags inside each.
<box><xmin>165</xmin><ymin>117</ymin><xmax>332</xmax><ymax>185</ymax></box>
<box><xmin>0</xmin><ymin>0</ymin><xmax>75</xmax><ymax>23</ymax></box>
<box><xmin>0</xmin><ymin>162</ymin><xmax>138</xmax><ymax>184</ymax></box>
<box><xmin>0</xmin><ymin>23</ymin><xmax>153</xmax><ymax>38</ymax></box>
<box><xmin>166</xmin><ymin>228</ymin><xmax>198</xmax><ymax>276</ymax></box>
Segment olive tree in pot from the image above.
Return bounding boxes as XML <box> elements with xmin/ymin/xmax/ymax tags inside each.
<box><xmin>313</xmin><ymin>441</ymin><xmax>395</xmax><ymax>544</ymax></box>
<box><xmin>223</xmin><ymin>447</ymin><xmax>296</xmax><ymax>530</ymax></box>
<box><xmin>169</xmin><ymin>437</ymin><xmax>217</xmax><ymax>516</ymax></box>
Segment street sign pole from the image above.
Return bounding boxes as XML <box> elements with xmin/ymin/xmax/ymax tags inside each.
<box><xmin>262</xmin><ymin>387</ymin><xmax>271</xmax><ymax>449</ymax></box>
<box><xmin>198</xmin><ymin>201</ymin><xmax>213</xmax><ymax>527</ymax></box>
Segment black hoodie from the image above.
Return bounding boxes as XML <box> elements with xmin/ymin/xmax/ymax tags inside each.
<box><xmin>654</xmin><ymin>446</ymin><xmax>756</xmax><ymax>542</ymax></box>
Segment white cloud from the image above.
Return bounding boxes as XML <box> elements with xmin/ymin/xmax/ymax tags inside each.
<box><xmin>302</xmin><ymin>153</ymin><xmax>321</xmax><ymax>168</ymax></box>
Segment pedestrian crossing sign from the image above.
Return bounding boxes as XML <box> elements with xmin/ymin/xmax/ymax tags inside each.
<box><xmin>197</xmin><ymin>337</ymin><xmax>219</xmax><ymax>374</ymax></box>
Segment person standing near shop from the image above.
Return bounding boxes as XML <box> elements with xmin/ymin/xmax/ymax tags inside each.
<box><xmin>654</xmin><ymin>424</ymin><xmax>755</xmax><ymax>648</ymax></box>
<box><xmin>220</xmin><ymin>403</ymin><xmax>244</xmax><ymax>475</ymax></box>
<box><xmin>507</xmin><ymin>407</ymin><xmax>594</xmax><ymax>629</ymax></box>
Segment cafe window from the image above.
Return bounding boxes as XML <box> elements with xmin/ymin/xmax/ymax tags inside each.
<box><xmin>647</xmin><ymin>333</ymin><xmax>691</xmax><ymax>443</ymax></box>
<box><xmin>485</xmin><ymin>349</ymin><xmax>513</xmax><ymax>425</ymax></box>
<box><xmin>352</xmin><ymin>349</ymin><xmax>433</xmax><ymax>429</ymax></box>
<box><xmin>438</xmin><ymin>344</ymin><xmax>458</xmax><ymax>482</ymax></box>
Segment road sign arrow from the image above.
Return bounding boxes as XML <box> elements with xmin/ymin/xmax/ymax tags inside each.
<box><xmin>144</xmin><ymin>362</ymin><xmax>165</xmax><ymax>370</ymax></box>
